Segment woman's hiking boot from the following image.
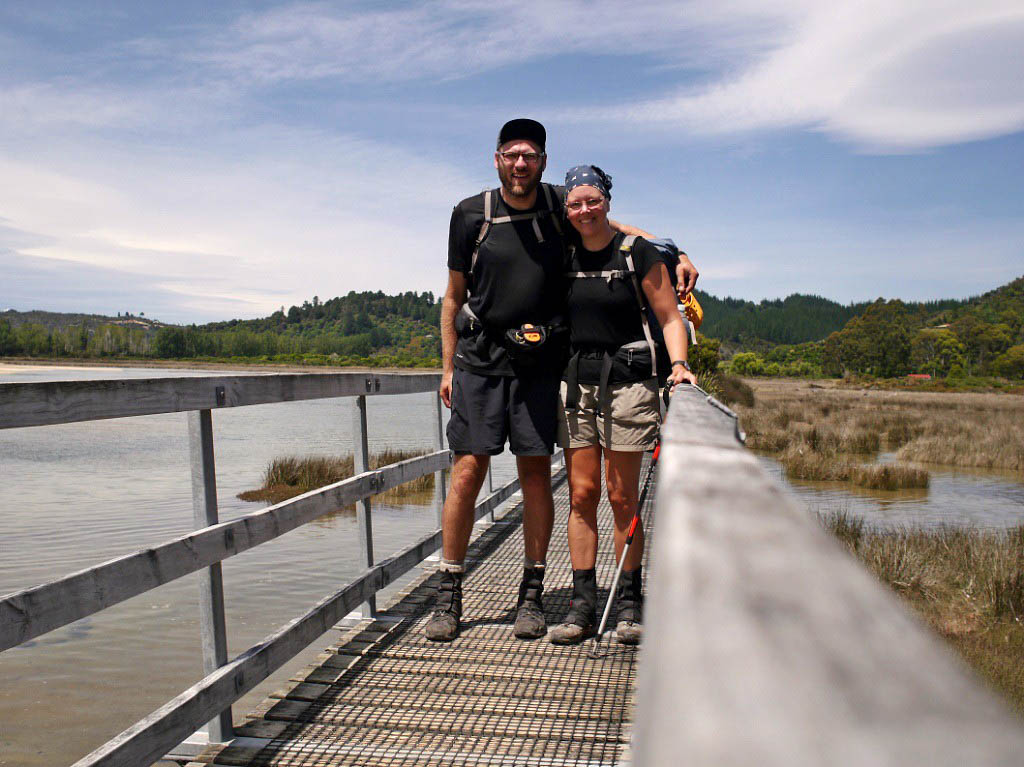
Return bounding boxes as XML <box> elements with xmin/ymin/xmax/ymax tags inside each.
<box><xmin>424</xmin><ymin>570</ymin><xmax>463</xmax><ymax>642</ymax></box>
<box><xmin>615</xmin><ymin>566</ymin><xmax>643</xmax><ymax>645</ymax></box>
<box><xmin>549</xmin><ymin>568</ymin><xmax>597</xmax><ymax>645</ymax></box>
<box><xmin>513</xmin><ymin>566</ymin><xmax>547</xmax><ymax>639</ymax></box>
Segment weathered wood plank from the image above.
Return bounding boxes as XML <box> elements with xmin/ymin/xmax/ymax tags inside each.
<box><xmin>0</xmin><ymin>450</ymin><xmax>451</xmax><ymax>650</ymax></box>
<box><xmin>352</xmin><ymin>394</ymin><xmax>376</xmax><ymax>617</ymax></box>
<box><xmin>69</xmin><ymin>469</ymin><xmax>531</xmax><ymax>767</ymax></box>
<box><xmin>0</xmin><ymin>372</ymin><xmax>441</xmax><ymax>429</ymax></box>
<box><xmin>632</xmin><ymin>385</ymin><xmax>1024</xmax><ymax>767</ymax></box>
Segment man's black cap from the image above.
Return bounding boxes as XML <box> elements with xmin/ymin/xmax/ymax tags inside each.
<box><xmin>497</xmin><ymin>118</ymin><xmax>546</xmax><ymax>152</ymax></box>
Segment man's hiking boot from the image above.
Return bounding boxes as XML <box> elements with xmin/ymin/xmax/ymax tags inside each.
<box><xmin>615</xmin><ymin>566</ymin><xmax>643</xmax><ymax>645</ymax></box>
<box><xmin>549</xmin><ymin>568</ymin><xmax>597</xmax><ymax>645</ymax></box>
<box><xmin>424</xmin><ymin>569</ymin><xmax>463</xmax><ymax>642</ymax></box>
<box><xmin>513</xmin><ymin>566</ymin><xmax>546</xmax><ymax>639</ymax></box>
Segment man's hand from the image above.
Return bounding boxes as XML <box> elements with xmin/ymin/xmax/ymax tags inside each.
<box><xmin>439</xmin><ymin>369</ymin><xmax>454</xmax><ymax>408</ymax></box>
<box><xmin>675</xmin><ymin>253</ymin><xmax>699</xmax><ymax>297</ymax></box>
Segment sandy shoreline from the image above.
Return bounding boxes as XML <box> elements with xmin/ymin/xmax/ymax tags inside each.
<box><xmin>0</xmin><ymin>358</ymin><xmax>442</xmax><ymax>375</ymax></box>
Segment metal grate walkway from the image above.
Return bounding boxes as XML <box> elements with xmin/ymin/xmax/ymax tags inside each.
<box><xmin>205</xmin><ymin>461</ymin><xmax>654</xmax><ymax>767</ymax></box>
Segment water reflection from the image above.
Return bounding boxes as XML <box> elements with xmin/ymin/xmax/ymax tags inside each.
<box><xmin>757</xmin><ymin>452</ymin><xmax>1024</xmax><ymax>529</ymax></box>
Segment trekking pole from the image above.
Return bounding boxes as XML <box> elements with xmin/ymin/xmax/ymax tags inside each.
<box><xmin>588</xmin><ymin>440</ymin><xmax>661</xmax><ymax>659</ymax></box>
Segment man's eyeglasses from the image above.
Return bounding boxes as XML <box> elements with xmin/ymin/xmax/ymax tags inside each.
<box><xmin>566</xmin><ymin>196</ymin><xmax>605</xmax><ymax>212</ymax></box>
<box><xmin>498</xmin><ymin>151</ymin><xmax>544</xmax><ymax>164</ymax></box>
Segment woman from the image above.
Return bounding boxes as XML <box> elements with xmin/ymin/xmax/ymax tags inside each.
<box><xmin>551</xmin><ymin>165</ymin><xmax>696</xmax><ymax>645</ymax></box>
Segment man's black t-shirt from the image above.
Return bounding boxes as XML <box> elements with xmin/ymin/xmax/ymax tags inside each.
<box><xmin>566</xmin><ymin>232</ymin><xmax>664</xmax><ymax>353</ymax></box>
<box><xmin>448</xmin><ymin>184</ymin><xmax>567</xmax><ymax>375</ymax></box>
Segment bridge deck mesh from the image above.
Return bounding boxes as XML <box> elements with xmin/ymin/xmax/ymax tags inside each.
<box><xmin>211</xmin><ymin>460</ymin><xmax>655</xmax><ymax>767</ymax></box>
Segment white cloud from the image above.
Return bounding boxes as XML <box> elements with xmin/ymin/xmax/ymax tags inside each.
<box><xmin>1</xmin><ymin>0</ymin><xmax>1020</xmax><ymax>325</ymax></box>
<box><xmin>162</xmin><ymin>0</ymin><xmax>1022</xmax><ymax>150</ymax></box>
<box><xmin>177</xmin><ymin>0</ymin><xmax>784</xmax><ymax>84</ymax></box>
<box><xmin>9</xmin><ymin>2</ymin><xmax>1020</xmax><ymax>150</ymax></box>
<box><xmin>0</xmin><ymin>128</ymin><xmax>476</xmax><ymax>321</ymax></box>
<box><xmin>572</xmin><ymin>0</ymin><xmax>1024</xmax><ymax>150</ymax></box>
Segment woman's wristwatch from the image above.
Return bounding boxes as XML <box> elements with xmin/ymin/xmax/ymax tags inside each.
<box><xmin>672</xmin><ymin>360</ymin><xmax>691</xmax><ymax>372</ymax></box>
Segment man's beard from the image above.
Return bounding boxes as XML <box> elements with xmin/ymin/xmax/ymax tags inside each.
<box><xmin>498</xmin><ymin>163</ymin><xmax>541</xmax><ymax>198</ymax></box>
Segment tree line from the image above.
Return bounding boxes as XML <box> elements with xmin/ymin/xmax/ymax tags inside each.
<box><xmin>4</xmin><ymin>278</ymin><xmax>1020</xmax><ymax>381</ymax></box>
<box><xmin>0</xmin><ymin>291</ymin><xmax>443</xmax><ymax>367</ymax></box>
<box><xmin>727</xmin><ymin>277</ymin><xmax>1024</xmax><ymax>380</ymax></box>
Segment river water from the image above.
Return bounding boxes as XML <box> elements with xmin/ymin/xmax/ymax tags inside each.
<box><xmin>0</xmin><ymin>365</ymin><xmax>524</xmax><ymax>766</ymax></box>
<box><xmin>757</xmin><ymin>455</ymin><xmax>1024</xmax><ymax>530</ymax></box>
<box><xmin>2</xmin><ymin>365</ymin><xmax>1023</xmax><ymax>765</ymax></box>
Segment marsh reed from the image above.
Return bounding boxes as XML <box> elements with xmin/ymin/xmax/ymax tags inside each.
<box><xmin>738</xmin><ymin>380</ymin><xmax>1024</xmax><ymax>489</ymax></box>
<box><xmin>821</xmin><ymin>512</ymin><xmax>1024</xmax><ymax>712</ymax></box>
<box><xmin>239</xmin><ymin>448</ymin><xmax>436</xmax><ymax>505</ymax></box>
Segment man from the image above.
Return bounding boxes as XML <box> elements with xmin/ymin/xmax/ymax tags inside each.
<box><xmin>426</xmin><ymin>118</ymin><xmax>698</xmax><ymax>642</ymax></box>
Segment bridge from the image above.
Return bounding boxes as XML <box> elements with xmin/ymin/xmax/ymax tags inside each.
<box><xmin>2</xmin><ymin>371</ymin><xmax>1023</xmax><ymax>766</ymax></box>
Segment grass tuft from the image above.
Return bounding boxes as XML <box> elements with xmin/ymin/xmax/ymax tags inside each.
<box><xmin>850</xmin><ymin>464</ymin><xmax>929</xmax><ymax>490</ymax></box>
<box><xmin>719</xmin><ymin>374</ymin><xmax>755</xmax><ymax>408</ymax></box>
<box><xmin>238</xmin><ymin>449</ymin><xmax>435</xmax><ymax>505</ymax></box>
<box><xmin>819</xmin><ymin>516</ymin><xmax>1024</xmax><ymax>713</ymax></box>
<box><xmin>821</xmin><ymin>511</ymin><xmax>865</xmax><ymax>553</ymax></box>
<box><xmin>695</xmin><ymin>370</ymin><xmax>723</xmax><ymax>399</ymax></box>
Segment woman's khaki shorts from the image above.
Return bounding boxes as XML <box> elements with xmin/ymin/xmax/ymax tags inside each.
<box><xmin>558</xmin><ymin>379</ymin><xmax>660</xmax><ymax>451</ymax></box>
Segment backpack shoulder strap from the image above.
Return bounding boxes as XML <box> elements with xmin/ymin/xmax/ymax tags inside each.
<box><xmin>619</xmin><ymin>235</ymin><xmax>658</xmax><ymax>377</ymax></box>
<box><xmin>470</xmin><ymin>188</ymin><xmax>495</xmax><ymax>279</ymax></box>
<box><xmin>540</xmin><ymin>183</ymin><xmax>563</xmax><ymax>236</ymax></box>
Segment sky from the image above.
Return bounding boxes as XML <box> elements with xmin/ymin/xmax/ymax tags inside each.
<box><xmin>1</xmin><ymin>0</ymin><xmax>1022</xmax><ymax>324</ymax></box>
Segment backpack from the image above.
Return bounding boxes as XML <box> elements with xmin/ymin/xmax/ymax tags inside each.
<box><xmin>456</xmin><ymin>183</ymin><xmax>568</xmax><ymax>366</ymax></box>
<box><xmin>566</xmin><ymin>234</ymin><xmax>673</xmax><ymax>384</ymax></box>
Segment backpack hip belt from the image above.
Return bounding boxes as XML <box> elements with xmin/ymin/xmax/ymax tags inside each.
<box><xmin>457</xmin><ymin>304</ymin><xmax>567</xmax><ymax>365</ymax></box>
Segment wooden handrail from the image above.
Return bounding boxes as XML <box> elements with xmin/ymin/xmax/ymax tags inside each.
<box><xmin>0</xmin><ymin>449</ymin><xmax>451</xmax><ymax>651</ymax></box>
<box><xmin>632</xmin><ymin>385</ymin><xmax>1024</xmax><ymax>766</ymax></box>
<box><xmin>0</xmin><ymin>371</ymin><xmax>441</xmax><ymax>429</ymax></box>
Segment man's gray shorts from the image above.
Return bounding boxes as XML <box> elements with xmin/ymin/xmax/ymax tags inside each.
<box><xmin>446</xmin><ymin>367</ymin><xmax>560</xmax><ymax>456</ymax></box>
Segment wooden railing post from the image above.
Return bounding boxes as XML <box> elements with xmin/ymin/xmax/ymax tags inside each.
<box><xmin>434</xmin><ymin>393</ymin><xmax>447</xmax><ymax>528</ymax></box>
<box><xmin>352</xmin><ymin>395</ymin><xmax>376</xmax><ymax>618</ymax></box>
<box><xmin>187</xmin><ymin>409</ymin><xmax>232</xmax><ymax>743</ymax></box>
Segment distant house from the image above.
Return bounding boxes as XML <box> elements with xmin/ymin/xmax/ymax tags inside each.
<box><xmin>907</xmin><ymin>373</ymin><xmax>932</xmax><ymax>380</ymax></box>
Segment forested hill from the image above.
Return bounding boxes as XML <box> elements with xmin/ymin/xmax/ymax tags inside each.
<box><xmin>0</xmin><ymin>309</ymin><xmax>160</xmax><ymax>331</ymax></box>
<box><xmin>3</xmin><ymin>279</ymin><xmax>1019</xmax><ymax>375</ymax></box>
<box><xmin>725</xmin><ymin>275</ymin><xmax>1024</xmax><ymax>379</ymax></box>
<box><xmin>694</xmin><ymin>292</ymin><xmax>870</xmax><ymax>346</ymax></box>
<box><xmin>181</xmin><ymin>290</ymin><xmax>443</xmax><ymax>363</ymax></box>
<box><xmin>927</xmin><ymin>276</ymin><xmax>1024</xmax><ymax>328</ymax></box>
<box><xmin>202</xmin><ymin>291</ymin><xmax>440</xmax><ymax>336</ymax></box>
<box><xmin>696</xmin><ymin>291</ymin><xmax>971</xmax><ymax>348</ymax></box>
<box><xmin>0</xmin><ymin>291</ymin><xmax>442</xmax><ymax>365</ymax></box>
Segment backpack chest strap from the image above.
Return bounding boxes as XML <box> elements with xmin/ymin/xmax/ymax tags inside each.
<box><xmin>566</xmin><ymin>269</ymin><xmax>631</xmax><ymax>285</ymax></box>
<box><xmin>490</xmin><ymin>212</ymin><xmax>545</xmax><ymax>242</ymax></box>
